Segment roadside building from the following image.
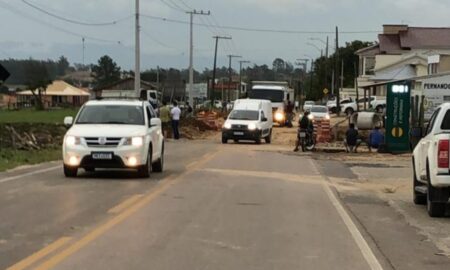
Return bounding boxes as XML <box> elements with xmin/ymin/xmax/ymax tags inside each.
<box><xmin>356</xmin><ymin>25</ymin><xmax>450</xmax><ymax>97</ymax></box>
<box><xmin>16</xmin><ymin>80</ymin><xmax>90</xmax><ymax>108</ymax></box>
<box><xmin>93</xmin><ymin>77</ymin><xmax>158</xmax><ymax>98</ymax></box>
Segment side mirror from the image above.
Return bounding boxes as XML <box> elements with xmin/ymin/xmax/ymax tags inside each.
<box><xmin>262</xmin><ymin>117</ymin><xmax>268</xmax><ymax>122</ymax></box>
<box><xmin>150</xmin><ymin>118</ymin><xmax>162</xmax><ymax>127</ymax></box>
<box><xmin>64</xmin><ymin>116</ymin><xmax>74</xmax><ymax>127</ymax></box>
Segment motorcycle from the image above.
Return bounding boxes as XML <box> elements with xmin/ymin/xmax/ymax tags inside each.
<box><xmin>298</xmin><ymin>128</ymin><xmax>316</xmax><ymax>152</ymax></box>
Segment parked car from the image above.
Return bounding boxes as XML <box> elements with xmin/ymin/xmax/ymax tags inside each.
<box><xmin>62</xmin><ymin>99</ymin><xmax>165</xmax><ymax>178</ymax></box>
<box><xmin>309</xmin><ymin>105</ymin><xmax>331</xmax><ymax>121</ymax></box>
<box><xmin>412</xmin><ymin>103</ymin><xmax>450</xmax><ymax>217</ymax></box>
<box><xmin>303</xmin><ymin>100</ymin><xmax>315</xmax><ymax>112</ymax></box>
<box><xmin>222</xmin><ymin>99</ymin><xmax>273</xmax><ymax>144</ymax></box>
<box><xmin>327</xmin><ymin>98</ymin><xmax>353</xmax><ymax>114</ymax></box>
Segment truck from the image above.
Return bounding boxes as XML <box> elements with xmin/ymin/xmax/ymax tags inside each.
<box><xmin>412</xmin><ymin>103</ymin><xmax>450</xmax><ymax>217</ymax></box>
<box><xmin>100</xmin><ymin>89</ymin><xmax>162</xmax><ymax>109</ymax></box>
<box><xmin>248</xmin><ymin>81</ymin><xmax>295</xmax><ymax>125</ymax></box>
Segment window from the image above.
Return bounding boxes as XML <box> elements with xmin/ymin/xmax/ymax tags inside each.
<box><xmin>248</xmin><ymin>90</ymin><xmax>284</xmax><ymax>103</ymax></box>
<box><xmin>76</xmin><ymin>105</ymin><xmax>145</xmax><ymax>125</ymax></box>
<box><xmin>364</xmin><ymin>57</ymin><xmax>375</xmax><ymax>75</ymax></box>
<box><xmin>428</xmin><ymin>63</ymin><xmax>438</xmax><ymax>75</ymax></box>
<box><xmin>441</xmin><ymin>110</ymin><xmax>450</xmax><ymax>130</ymax></box>
<box><xmin>146</xmin><ymin>106</ymin><xmax>152</xmax><ymax>126</ymax></box>
<box><xmin>260</xmin><ymin>111</ymin><xmax>265</xmax><ymax>120</ymax></box>
<box><xmin>228</xmin><ymin>110</ymin><xmax>259</xmax><ymax>120</ymax></box>
<box><xmin>426</xmin><ymin>108</ymin><xmax>441</xmax><ymax>135</ymax></box>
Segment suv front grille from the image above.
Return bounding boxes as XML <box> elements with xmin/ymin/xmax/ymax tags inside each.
<box><xmin>84</xmin><ymin>137</ymin><xmax>122</xmax><ymax>148</ymax></box>
<box><xmin>231</xmin><ymin>124</ymin><xmax>248</xmax><ymax>130</ymax></box>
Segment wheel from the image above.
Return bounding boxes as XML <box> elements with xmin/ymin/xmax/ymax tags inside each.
<box><xmin>152</xmin><ymin>143</ymin><xmax>164</xmax><ymax>173</ymax></box>
<box><xmin>330</xmin><ymin>107</ymin><xmax>337</xmax><ymax>114</ymax></box>
<box><xmin>412</xmin><ymin>158</ymin><xmax>426</xmax><ymax>205</ymax></box>
<box><xmin>265</xmin><ymin>130</ymin><xmax>272</xmax><ymax>144</ymax></box>
<box><xmin>345</xmin><ymin>108</ymin><xmax>354</xmax><ymax>116</ymax></box>
<box><xmin>64</xmin><ymin>165</ymin><xmax>78</xmax><ymax>177</ymax></box>
<box><xmin>301</xmin><ymin>140</ymin><xmax>306</xmax><ymax>152</ymax></box>
<box><xmin>222</xmin><ymin>137</ymin><xmax>228</xmax><ymax>144</ymax></box>
<box><xmin>426</xmin><ymin>162</ymin><xmax>446</xmax><ymax>217</ymax></box>
<box><xmin>138</xmin><ymin>149</ymin><xmax>152</xmax><ymax>178</ymax></box>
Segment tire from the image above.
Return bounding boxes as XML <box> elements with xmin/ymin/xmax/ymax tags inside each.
<box><xmin>412</xmin><ymin>158</ymin><xmax>426</xmax><ymax>205</ymax></box>
<box><xmin>152</xmin><ymin>143</ymin><xmax>164</xmax><ymax>173</ymax></box>
<box><xmin>138</xmin><ymin>148</ymin><xmax>152</xmax><ymax>178</ymax></box>
<box><xmin>222</xmin><ymin>137</ymin><xmax>228</xmax><ymax>144</ymax></box>
<box><xmin>301</xmin><ymin>140</ymin><xmax>306</xmax><ymax>152</ymax></box>
<box><xmin>426</xmin><ymin>161</ymin><xmax>446</xmax><ymax>217</ymax></box>
<box><xmin>64</xmin><ymin>165</ymin><xmax>78</xmax><ymax>177</ymax></box>
<box><xmin>265</xmin><ymin>130</ymin><xmax>272</xmax><ymax>144</ymax></box>
<box><xmin>345</xmin><ymin>108</ymin><xmax>354</xmax><ymax>116</ymax></box>
<box><xmin>330</xmin><ymin>107</ymin><xmax>337</xmax><ymax>114</ymax></box>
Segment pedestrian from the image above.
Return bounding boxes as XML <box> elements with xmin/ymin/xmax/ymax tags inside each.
<box><xmin>171</xmin><ymin>101</ymin><xmax>181</xmax><ymax>140</ymax></box>
<box><xmin>186</xmin><ymin>102</ymin><xmax>193</xmax><ymax>118</ymax></box>
<box><xmin>344</xmin><ymin>123</ymin><xmax>359</xmax><ymax>153</ymax></box>
<box><xmin>369</xmin><ymin>125</ymin><xmax>384</xmax><ymax>152</ymax></box>
<box><xmin>159</xmin><ymin>101</ymin><xmax>171</xmax><ymax>138</ymax></box>
<box><xmin>285</xmin><ymin>100</ymin><xmax>294</xmax><ymax>128</ymax></box>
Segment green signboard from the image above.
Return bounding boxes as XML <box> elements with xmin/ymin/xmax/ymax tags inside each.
<box><xmin>386</xmin><ymin>82</ymin><xmax>411</xmax><ymax>153</ymax></box>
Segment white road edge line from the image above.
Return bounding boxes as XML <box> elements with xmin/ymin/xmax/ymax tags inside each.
<box><xmin>0</xmin><ymin>166</ymin><xmax>60</xmax><ymax>184</ymax></box>
<box><xmin>322</xmin><ymin>183</ymin><xmax>384</xmax><ymax>270</ymax></box>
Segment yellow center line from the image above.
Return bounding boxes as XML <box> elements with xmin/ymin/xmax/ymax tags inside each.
<box><xmin>33</xmin><ymin>150</ymin><xmax>218</xmax><ymax>270</ymax></box>
<box><xmin>107</xmin><ymin>194</ymin><xmax>144</xmax><ymax>214</ymax></box>
<box><xmin>6</xmin><ymin>237</ymin><xmax>72</xmax><ymax>270</ymax></box>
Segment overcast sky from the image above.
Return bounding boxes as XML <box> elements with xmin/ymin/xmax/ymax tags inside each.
<box><xmin>0</xmin><ymin>0</ymin><xmax>448</xmax><ymax>71</ymax></box>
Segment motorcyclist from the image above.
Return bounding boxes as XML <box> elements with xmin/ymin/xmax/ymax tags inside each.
<box><xmin>293</xmin><ymin>110</ymin><xmax>314</xmax><ymax>152</ymax></box>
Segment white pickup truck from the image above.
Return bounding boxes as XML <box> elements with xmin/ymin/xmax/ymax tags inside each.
<box><xmin>413</xmin><ymin>103</ymin><xmax>450</xmax><ymax>217</ymax></box>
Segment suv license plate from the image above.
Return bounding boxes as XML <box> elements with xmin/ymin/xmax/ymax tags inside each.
<box><xmin>234</xmin><ymin>132</ymin><xmax>244</xmax><ymax>136</ymax></box>
<box><xmin>299</xmin><ymin>132</ymin><xmax>306</xmax><ymax>138</ymax></box>
<box><xmin>92</xmin><ymin>153</ymin><xmax>113</xmax><ymax>160</ymax></box>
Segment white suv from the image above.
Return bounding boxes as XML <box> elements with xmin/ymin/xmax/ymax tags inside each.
<box><xmin>62</xmin><ymin>100</ymin><xmax>164</xmax><ymax>178</ymax></box>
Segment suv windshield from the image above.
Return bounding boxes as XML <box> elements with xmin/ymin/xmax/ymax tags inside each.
<box><xmin>76</xmin><ymin>105</ymin><xmax>145</xmax><ymax>125</ymax></box>
<box><xmin>249</xmin><ymin>89</ymin><xmax>284</xmax><ymax>103</ymax></box>
<box><xmin>228</xmin><ymin>110</ymin><xmax>259</xmax><ymax>120</ymax></box>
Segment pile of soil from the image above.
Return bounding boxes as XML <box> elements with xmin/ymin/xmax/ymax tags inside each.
<box><xmin>0</xmin><ymin>123</ymin><xmax>67</xmax><ymax>150</ymax></box>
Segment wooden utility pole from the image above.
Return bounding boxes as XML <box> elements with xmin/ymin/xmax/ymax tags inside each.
<box><xmin>211</xmin><ymin>36</ymin><xmax>231</xmax><ymax>103</ymax></box>
<box><xmin>227</xmin><ymin>55</ymin><xmax>242</xmax><ymax>101</ymax></box>
<box><xmin>335</xmin><ymin>26</ymin><xmax>340</xmax><ymax>116</ymax></box>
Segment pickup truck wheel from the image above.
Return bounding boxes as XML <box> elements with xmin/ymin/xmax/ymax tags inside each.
<box><xmin>345</xmin><ymin>108</ymin><xmax>354</xmax><ymax>116</ymax></box>
<box><xmin>138</xmin><ymin>150</ymin><xmax>152</xmax><ymax>178</ymax></box>
<box><xmin>426</xmin><ymin>162</ymin><xmax>446</xmax><ymax>217</ymax></box>
<box><xmin>413</xmin><ymin>159</ymin><xmax>426</xmax><ymax>205</ymax></box>
<box><xmin>64</xmin><ymin>165</ymin><xmax>78</xmax><ymax>178</ymax></box>
<box><xmin>152</xmin><ymin>144</ymin><xmax>164</xmax><ymax>173</ymax></box>
<box><xmin>330</xmin><ymin>107</ymin><xmax>337</xmax><ymax>114</ymax></box>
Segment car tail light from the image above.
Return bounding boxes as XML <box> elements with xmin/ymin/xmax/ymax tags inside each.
<box><xmin>438</xmin><ymin>140</ymin><xmax>449</xmax><ymax>168</ymax></box>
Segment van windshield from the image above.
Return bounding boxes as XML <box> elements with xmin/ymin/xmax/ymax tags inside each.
<box><xmin>228</xmin><ymin>110</ymin><xmax>259</xmax><ymax>120</ymax></box>
<box><xmin>249</xmin><ymin>89</ymin><xmax>284</xmax><ymax>103</ymax></box>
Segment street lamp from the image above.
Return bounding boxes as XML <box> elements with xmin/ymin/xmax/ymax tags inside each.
<box><xmin>307</xmin><ymin>42</ymin><xmax>323</xmax><ymax>58</ymax></box>
<box><xmin>309</xmin><ymin>37</ymin><xmax>330</xmax><ymax>58</ymax></box>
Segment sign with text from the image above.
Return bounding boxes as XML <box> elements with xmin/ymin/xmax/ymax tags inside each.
<box><xmin>386</xmin><ymin>82</ymin><xmax>411</xmax><ymax>153</ymax></box>
<box><xmin>422</xmin><ymin>74</ymin><xmax>450</xmax><ymax>120</ymax></box>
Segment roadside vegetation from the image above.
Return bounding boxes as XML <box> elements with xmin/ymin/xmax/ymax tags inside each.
<box><xmin>0</xmin><ymin>147</ymin><xmax>61</xmax><ymax>172</ymax></box>
<box><xmin>0</xmin><ymin>108</ymin><xmax>78</xmax><ymax>123</ymax></box>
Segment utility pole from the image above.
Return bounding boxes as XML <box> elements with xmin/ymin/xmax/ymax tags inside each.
<box><xmin>310</xmin><ymin>60</ymin><xmax>314</xmax><ymax>98</ymax></box>
<box><xmin>82</xmin><ymin>37</ymin><xmax>85</xmax><ymax>66</ymax></box>
<box><xmin>335</xmin><ymin>26</ymin><xmax>340</xmax><ymax>116</ymax></box>
<box><xmin>239</xmin><ymin>60</ymin><xmax>250</xmax><ymax>98</ymax></box>
<box><xmin>134</xmin><ymin>0</ymin><xmax>141</xmax><ymax>98</ymax></box>
<box><xmin>187</xmin><ymin>10</ymin><xmax>210</xmax><ymax>107</ymax></box>
<box><xmin>326</xmin><ymin>36</ymin><xmax>329</xmax><ymax>58</ymax></box>
<box><xmin>211</xmin><ymin>36</ymin><xmax>231</xmax><ymax>103</ymax></box>
<box><xmin>227</xmin><ymin>55</ymin><xmax>242</xmax><ymax>101</ymax></box>
<box><xmin>296</xmin><ymin>59</ymin><xmax>309</xmax><ymax>112</ymax></box>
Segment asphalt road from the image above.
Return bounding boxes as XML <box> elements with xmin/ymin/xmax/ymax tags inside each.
<box><xmin>1</xmin><ymin>139</ymin><xmax>450</xmax><ymax>269</ymax></box>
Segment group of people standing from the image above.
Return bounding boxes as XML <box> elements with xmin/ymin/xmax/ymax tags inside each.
<box><xmin>158</xmin><ymin>101</ymin><xmax>192</xmax><ymax>140</ymax></box>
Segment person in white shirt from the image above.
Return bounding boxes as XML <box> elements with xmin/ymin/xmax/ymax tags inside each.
<box><xmin>170</xmin><ymin>101</ymin><xmax>181</xmax><ymax>140</ymax></box>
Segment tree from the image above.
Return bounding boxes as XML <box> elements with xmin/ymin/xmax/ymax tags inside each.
<box><xmin>272</xmin><ymin>58</ymin><xmax>286</xmax><ymax>72</ymax></box>
<box><xmin>56</xmin><ymin>56</ymin><xmax>70</xmax><ymax>76</ymax></box>
<box><xmin>25</xmin><ymin>61</ymin><xmax>52</xmax><ymax>110</ymax></box>
<box><xmin>91</xmin><ymin>55</ymin><xmax>121</xmax><ymax>89</ymax></box>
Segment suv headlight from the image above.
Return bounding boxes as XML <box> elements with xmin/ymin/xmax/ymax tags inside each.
<box><xmin>124</xmin><ymin>136</ymin><xmax>144</xmax><ymax>146</ymax></box>
<box><xmin>223</xmin><ymin>122</ymin><xmax>231</xmax><ymax>129</ymax></box>
<box><xmin>248</xmin><ymin>123</ymin><xmax>257</xmax><ymax>130</ymax></box>
<box><xmin>65</xmin><ymin>136</ymin><xmax>81</xmax><ymax>146</ymax></box>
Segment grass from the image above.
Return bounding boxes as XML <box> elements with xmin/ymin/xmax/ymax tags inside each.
<box><xmin>0</xmin><ymin>108</ymin><xmax>79</xmax><ymax>123</ymax></box>
<box><xmin>0</xmin><ymin>148</ymin><xmax>62</xmax><ymax>172</ymax></box>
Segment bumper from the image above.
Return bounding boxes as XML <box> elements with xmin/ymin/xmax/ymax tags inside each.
<box><xmin>432</xmin><ymin>174</ymin><xmax>450</xmax><ymax>188</ymax></box>
<box><xmin>63</xmin><ymin>145</ymin><xmax>147</xmax><ymax>169</ymax></box>
<box><xmin>222</xmin><ymin>129</ymin><xmax>262</xmax><ymax>140</ymax></box>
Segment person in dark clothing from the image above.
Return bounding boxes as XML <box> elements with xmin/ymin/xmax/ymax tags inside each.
<box><xmin>369</xmin><ymin>126</ymin><xmax>384</xmax><ymax>151</ymax></box>
<box><xmin>285</xmin><ymin>100</ymin><xmax>295</xmax><ymax>127</ymax></box>
<box><xmin>293</xmin><ymin>111</ymin><xmax>314</xmax><ymax>152</ymax></box>
<box><xmin>344</xmin><ymin>123</ymin><xmax>359</xmax><ymax>153</ymax></box>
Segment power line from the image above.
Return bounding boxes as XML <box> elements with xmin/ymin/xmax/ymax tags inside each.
<box><xmin>0</xmin><ymin>1</ymin><xmax>122</xmax><ymax>44</ymax></box>
<box><xmin>159</xmin><ymin>0</ymin><xmax>186</xmax><ymax>12</ymax></box>
<box><xmin>21</xmin><ymin>0</ymin><xmax>133</xmax><ymax>26</ymax></box>
<box><xmin>140</xmin><ymin>28</ymin><xmax>179</xmax><ymax>50</ymax></box>
<box><xmin>141</xmin><ymin>14</ymin><xmax>380</xmax><ymax>34</ymax></box>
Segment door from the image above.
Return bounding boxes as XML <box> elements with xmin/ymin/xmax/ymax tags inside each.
<box><xmin>260</xmin><ymin>110</ymin><xmax>270</xmax><ymax>137</ymax></box>
<box><xmin>146</xmin><ymin>105</ymin><xmax>160</xmax><ymax>161</ymax></box>
<box><xmin>419</xmin><ymin>108</ymin><xmax>440</xmax><ymax>177</ymax></box>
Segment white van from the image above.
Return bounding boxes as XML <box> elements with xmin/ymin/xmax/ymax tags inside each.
<box><xmin>222</xmin><ymin>99</ymin><xmax>273</xmax><ymax>144</ymax></box>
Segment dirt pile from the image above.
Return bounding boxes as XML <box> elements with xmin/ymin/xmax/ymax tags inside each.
<box><xmin>0</xmin><ymin>123</ymin><xmax>66</xmax><ymax>150</ymax></box>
